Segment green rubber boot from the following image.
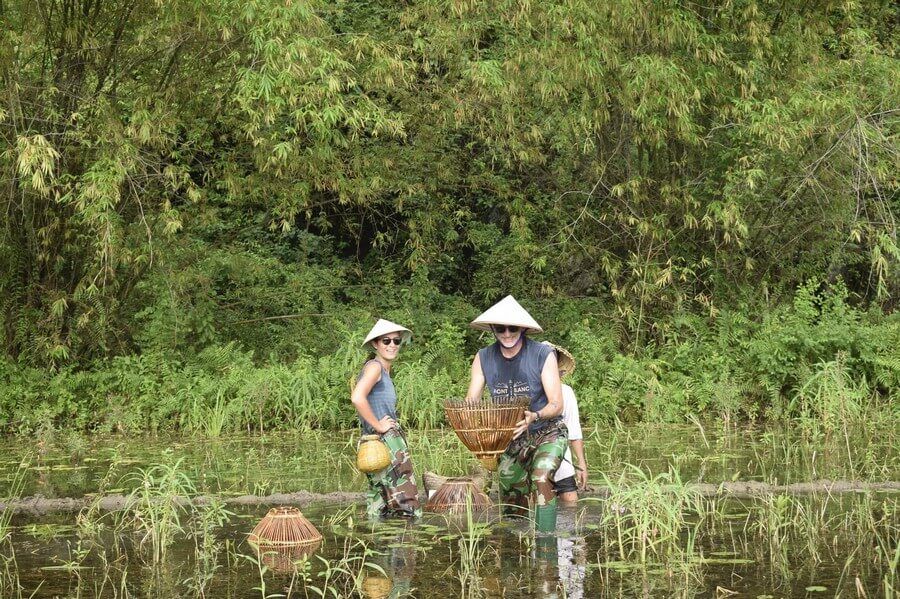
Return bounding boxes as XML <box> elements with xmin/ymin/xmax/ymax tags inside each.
<box><xmin>534</xmin><ymin>500</ymin><xmax>558</xmax><ymax>533</ymax></box>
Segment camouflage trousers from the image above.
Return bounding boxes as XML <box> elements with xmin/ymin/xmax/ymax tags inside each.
<box><xmin>362</xmin><ymin>427</ymin><xmax>421</xmax><ymax>519</ymax></box>
<box><xmin>498</xmin><ymin>420</ymin><xmax>568</xmax><ymax>527</ymax></box>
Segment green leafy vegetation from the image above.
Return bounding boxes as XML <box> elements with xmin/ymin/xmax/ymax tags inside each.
<box><xmin>0</xmin><ymin>0</ymin><xmax>897</xmax><ymax>430</ymax></box>
<box><xmin>0</xmin><ymin>282</ymin><xmax>895</xmax><ymax>432</ymax></box>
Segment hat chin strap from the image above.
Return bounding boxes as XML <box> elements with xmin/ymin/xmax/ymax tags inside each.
<box><xmin>497</xmin><ymin>332</ymin><xmax>524</xmax><ymax>352</ymax></box>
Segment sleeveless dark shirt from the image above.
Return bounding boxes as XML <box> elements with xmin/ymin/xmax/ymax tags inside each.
<box><xmin>356</xmin><ymin>360</ymin><xmax>398</xmax><ymax>435</ymax></box>
<box><xmin>477</xmin><ymin>337</ymin><xmax>560</xmax><ymax>434</ymax></box>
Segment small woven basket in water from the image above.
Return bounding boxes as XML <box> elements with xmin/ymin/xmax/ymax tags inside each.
<box><xmin>248</xmin><ymin>506</ymin><xmax>323</xmax><ymax>547</ymax></box>
<box><xmin>249</xmin><ymin>507</ymin><xmax>322</xmax><ymax>573</ymax></box>
<box><xmin>425</xmin><ymin>478</ymin><xmax>492</xmax><ymax>515</ymax></box>
<box><xmin>357</xmin><ymin>434</ymin><xmax>391</xmax><ymax>473</ymax></box>
<box><xmin>444</xmin><ymin>396</ymin><xmax>529</xmax><ymax>470</ymax></box>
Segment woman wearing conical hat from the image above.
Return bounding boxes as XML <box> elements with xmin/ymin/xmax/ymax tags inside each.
<box><xmin>352</xmin><ymin>318</ymin><xmax>421</xmax><ymax>518</ymax></box>
<box><xmin>465</xmin><ymin>296</ymin><xmax>567</xmax><ymax>532</ymax></box>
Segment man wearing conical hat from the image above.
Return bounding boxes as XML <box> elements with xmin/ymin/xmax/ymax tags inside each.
<box><xmin>465</xmin><ymin>295</ymin><xmax>567</xmax><ymax>532</ymax></box>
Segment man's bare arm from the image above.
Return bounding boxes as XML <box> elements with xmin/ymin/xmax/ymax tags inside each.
<box><xmin>539</xmin><ymin>352</ymin><xmax>563</xmax><ymax>418</ymax></box>
<box><xmin>514</xmin><ymin>353</ymin><xmax>563</xmax><ymax>437</ymax></box>
<box><xmin>465</xmin><ymin>354</ymin><xmax>486</xmax><ymax>401</ymax></box>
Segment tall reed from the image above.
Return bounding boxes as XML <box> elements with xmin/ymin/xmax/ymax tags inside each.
<box><xmin>125</xmin><ymin>458</ymin><xmax>196</xmax><ymax>564</ymax></box>
<box><xmin>591</xmin><ymin>465</ymin><xmax>704</xmax><ymax>563</ymax></box>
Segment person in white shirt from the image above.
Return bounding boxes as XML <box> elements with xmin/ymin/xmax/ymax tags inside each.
<box><xmin>543</xmin><ymin>342</ymin><xmax>587</xmax><ymax>502</ymax></box>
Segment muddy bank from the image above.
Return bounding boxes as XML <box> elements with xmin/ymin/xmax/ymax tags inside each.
<box><xmin>2</xmin><ymin>490</ymin><xmax>364</xmax><ymax>516</ymax></box>
<box><xmin>3</xmin><ymin>480</ymin><xmax>899</xmax><ymax>516</ymax></box>
<box><xmin>689</xmin><ymin>479</ymin><xmax>900</xmax><ymax>498</ymax></box>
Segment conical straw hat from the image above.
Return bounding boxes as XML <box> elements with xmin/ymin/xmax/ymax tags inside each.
<box><xmin>469</xmin><ymin>295</ymin><xmax>543</xmax><ymax>333</ymax></box>
<box><xmin>362</xmin><ymin>318</ymin><xmax>412</xmax><ymax>347</ymax></box>
<box><xmin>542</xmin><ymin>341</ymin><xmax>576</xmax><ymax>378</ymax></box>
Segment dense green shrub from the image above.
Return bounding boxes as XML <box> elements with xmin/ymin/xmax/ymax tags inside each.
<box><xmin>0</xmin><ymin>0</ymin><xmax>896</xmax><ymax>433</ymax></box>
<box><xmin>1</xmin><ymin>285</ymin><xmax>895</xmax><ymax>434</ymax></box>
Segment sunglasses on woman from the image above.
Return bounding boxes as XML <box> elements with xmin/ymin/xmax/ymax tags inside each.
<box><xmin>380</xmin><ymin>337</ymin><xmax>403</xmax><ymax>346</ymax></box>
<box><xmin>491</xmin><ymin>325</ymin><xmax>521</xmax><ymax>334</ymax></box>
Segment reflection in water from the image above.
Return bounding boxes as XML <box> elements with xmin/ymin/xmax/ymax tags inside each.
<box><xmin>254</xmin><ymin>541</ymin><xmax>322</xmax><ymax>575</ymax></box>
<box><xmin>5</xmin><ymin>423</ymin><xmax>898</xmax><ymax>599</ymax></box>
<box><xmin>556</xmin><ymin>536</ymin><xmax>587</xmax><ymax>599</ymax></box>
<box><xmin>7</xmin><ymin>493</ymin><xmax>898</xmax><ymax>599</ymax></box>
<box><xmin>364</xmin><ymin>533</ymin><xmax>417</xmax><ymax>599</ymax></box>
<box><xmin>362</xmin><ymin>573</ymin><xmax>393</xmax><ymax>599</ymax></box>
<box><xmin>529</xmin><ymin>534</ymin><xmax>587</xmax><ymax>599</ymax></box>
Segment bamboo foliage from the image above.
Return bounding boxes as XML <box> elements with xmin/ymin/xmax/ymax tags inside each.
<box><xmin>0</xmin><ymin>0</ymin><xmax>896</xmax><ymax>368</ymax></box>
<box><xmin>0</xmin><ymin>0</ymin><xmax>409</xmax><ymax>364</ymax></box>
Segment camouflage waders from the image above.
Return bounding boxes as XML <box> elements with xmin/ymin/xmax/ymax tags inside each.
<box><xmin>362</xmin><ymin>427</ymin><xmax>421</xmax><ymax>518</ymax></box>
<box><xmin>498</xmin><ymin>420</ymin><xmax>568</xmax><ymax>532</ymax></box>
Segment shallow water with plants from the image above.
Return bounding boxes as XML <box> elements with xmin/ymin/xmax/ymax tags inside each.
<box><xmin>1</xmin><ymin>423</ymin><xmax>898</xmax><ymax>598</ymax></box>
<box><xmin>1</xmin><ymin>422</ymin><xmax>897</xmax><ymax>499</ymax></box>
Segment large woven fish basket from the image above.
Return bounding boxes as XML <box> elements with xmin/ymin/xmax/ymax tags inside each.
<box><xmin>424</xmin><ymin>478</ymin><xmax>492</xmax><ymax>515</ymax></box>
<box><xmin>248</xmin><ymin>507</ymin><xmax>322</xmax><ymax>573</ymax></box>
<box><xmin>444</xmin><ymin>396</ymin><xmax>529</xmax><ymax>470</ymax></box>
<box><xmin>249</xmin><ymin>506</ymin><xmax>323</xmax><ymax>547</ymax></box>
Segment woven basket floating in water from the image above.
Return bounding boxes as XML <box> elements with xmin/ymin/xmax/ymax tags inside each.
<box><xmin>444</xmin><ymin>396</ymin><xmax>529</xmax><ymax>470</ymax></box>
<box><xmin>424</xmin><ymin>478</ymin><xmax>492</xmax><ymax>515</ymax></box>
<box><xmin>248</xmin><ymin>506</ymin><xmax>323</xmax><ymax>547</ymax></box>
<box><xmin>357</xmin><ymin>434</ymin><xmax>391</xmax><ymax>473</ymax></box>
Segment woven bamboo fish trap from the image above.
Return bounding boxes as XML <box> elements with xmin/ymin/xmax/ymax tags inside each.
<box><xmin>444</xmin><ymin>396</ymin><xmax>529</xmax><ymax>470</ymax></box>
<box><xmin>423</xmin><ymin>465</ymin><xmax>488</xmax><ymax>496</ymax></box>
<box><xmin>248</xmin><ymin>507</ymin><xmax>323</xmax><ymax>548</ymax></box>
<box><xmin>424</xmin><ymin>478</ymin><xmax>492</xmax><ymax>515</ymax></box>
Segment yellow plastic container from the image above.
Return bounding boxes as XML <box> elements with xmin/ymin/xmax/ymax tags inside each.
<box><xmin>357</xmin><ymin>434</ymin><xmax>391</xmax><ymax>473</ymax></box>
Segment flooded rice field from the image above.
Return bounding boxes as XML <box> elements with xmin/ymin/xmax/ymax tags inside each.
<box><xmin>1</xmin><ymin>423</ymin><xmax>898</xmax><ymax>597</ymax></box>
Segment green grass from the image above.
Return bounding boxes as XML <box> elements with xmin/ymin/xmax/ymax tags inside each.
<box><xmin>588</xmin><ymin>465</ymin><xmax>705</xmax><ymax>563</ymax></box>
<box><xmin>125</xmin><ymin>458</ymin><xmax>197</xmax><ymax>564</ymax></box>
